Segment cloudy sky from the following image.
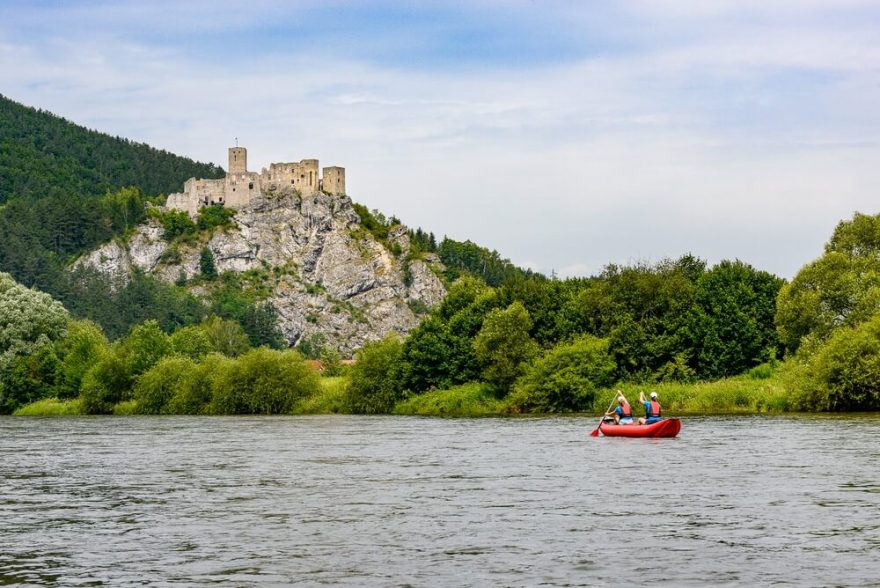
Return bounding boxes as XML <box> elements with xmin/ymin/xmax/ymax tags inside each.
<box><xmin>2</xmin><ymin>0</ymin><xmax>879</xmax><ymax>278</ymax></box>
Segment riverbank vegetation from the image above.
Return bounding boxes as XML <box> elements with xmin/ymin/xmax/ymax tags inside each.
<box><xmin>6</xmin><ymin>211</ymin><xmax>880</xmax><ymax>417</ymax></box>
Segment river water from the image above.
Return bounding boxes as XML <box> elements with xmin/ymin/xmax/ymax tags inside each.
<box><xmin>1</xmin><ymin>415</ymin><xmax>878</xmax><ymax>586</ymax></box>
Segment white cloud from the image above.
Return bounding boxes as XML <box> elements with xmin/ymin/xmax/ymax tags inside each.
<box><xmin>1</xmin><ymin>1</ymin><xmax>879</xmax><ymax>279</ymax></box>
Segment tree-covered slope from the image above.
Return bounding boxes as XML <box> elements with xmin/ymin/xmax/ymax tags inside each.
<box><xmin>0</xmin><ymin>93</ymin><xmax>223</xmax><ymax>204</ymax></box>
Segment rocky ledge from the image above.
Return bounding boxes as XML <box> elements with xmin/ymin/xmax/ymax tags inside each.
<box><xmin>75</xmin><ymin>190</ymin><xmax>446</xmax><ymax>355</ymax></box>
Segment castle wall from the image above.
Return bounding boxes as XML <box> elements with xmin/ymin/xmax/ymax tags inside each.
<box><xmin>263</xmin><ymin>159</ymin><xmax>320</xmax><ymax>193</ymax></box>
<box><xmin>224</xmin><ymin>171</ymin><xmax>261</xmax><ymax>208</ymax></box>
<box><xmin>165</xmin><ymin>148</ymin><xmax>346</xmax><ymax>215</ymax></box>
<box><xmin>322</xmin><ymin>166</ymin><xmax>345</xmax><ymax>195</ymax></box>
<box><xmin>185</xmin><ymin>177</ymin><xmax>227</xmax><ymax>207</ymax></box>
<box><xmin>165</xmin><ymin>191</ymin><xmax>198</xmax><ymax>216</ymax></box>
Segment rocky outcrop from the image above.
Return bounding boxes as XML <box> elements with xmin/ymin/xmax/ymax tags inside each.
<box><xmin>74</xmin><ymin>190</ymin><xmax>446</xmax><ymax>355</ymax></box>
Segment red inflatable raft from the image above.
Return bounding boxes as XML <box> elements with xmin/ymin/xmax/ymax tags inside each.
<box><xmin>597</xmin><ymin>418</ymin><xmax>681</xmax><ymax>438</ymax></box>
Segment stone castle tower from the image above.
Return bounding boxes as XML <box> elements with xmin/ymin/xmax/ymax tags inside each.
<box><xmin>228</xmin><ymin>147</ymin><xmax>247</xmax><ymax>174</ymax></box>
<box><xmin>165</xmin><ymin>146</ymin><xmax>346</xmax><ymax>216</ymax></box>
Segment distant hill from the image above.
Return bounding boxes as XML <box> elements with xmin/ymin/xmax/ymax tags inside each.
<box><xmin>0</xmin><ymin>94</ymin><xmax>223</xmax><ymax>203</ymax></box>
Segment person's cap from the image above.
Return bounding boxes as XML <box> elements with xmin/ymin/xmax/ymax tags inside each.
<box><xmin>618</xmin><ymin>397</ymin><xmax>626</xmax><ymax>403</ymax></box>
<box><xmin>650</xmin><ymin>391</ymin><xmax>658</xmax><ymax>399</ymax></box>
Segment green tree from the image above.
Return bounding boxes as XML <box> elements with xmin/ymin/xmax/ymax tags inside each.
<box><xmin>776</xmin><ymin>212</ymin><xmax>880</xmax><ymax>355</ymax></box>
<box><xmin>473</xmin><ymin>301</ymin><xmax>539</xmax><ymax>394</ymax></box>
<box><xmin>134</xmin><ymin>356</ymin><xmax>197</xmax><ymax>414</ymax></box>
<box><xmin>239</xmin><ymin>301</ymin><xmax>285</xmax><ymax>349</ymax></box>
<box><xmin>210</xmin><ymin>348</ymin><xmax>319</xmax><ymax>414</ymax></box>
<box><xmin>55</xmin><ymin>319</ymin><xmax>110</xmax><ymax>399</ymax></box>
<box><xmin>170</xmin><ymin>325</ymin><xmax>215</xmax><ymax>360</ymax></box>
<box><xmin>167</xmin><ymin>353</ymin><xmax>231</xmax><ymax>414</ymax></box>
<box><xmin>688</xmin><ymin>260</ymin><xmax>783</xmax><ymax>378</ymax></box>
<box><xmin>345</xmin><ymin>335</ymin><xmax>405</xmax><ymax>414</ymax></box>
<box><xmin>200</xmin><ymin>315</ymin><xmax>250</xmax><ymax>357</ymax></box>
<box><xmin>80</xmin><ymin>352</ymin><xmax>131</xmax><ymax>414</ymax></box>
<box><xmin>0</xmin><ymin>272</ymin><xmax>70</xmax><ymax>382</ymax></box>
<box><xmin>508</xmin><ymin>335</ymin><xmax>616</xmax><ymax>413</ymax></box>
<box><xmin>0</xmin><ymin>346</ymin><xmax>61</xmax><ymax>414</ymax></box>
<box><xmin>789</xmin><ymin>313</ymin><xmax>880</xmax><ymax>411</ymax></box>
<box><xmin>200</xmin><ymin>247</ymin><xmax>217</xmax><ymax>279</ymax></box>
<box><xmin>319</xmin><ymin>346</ymin><xmax>343</xmax><ymax>376</ymax></box>
<box><xmin>118</xmin><ymin>320</ymin><xmax>172</xmax><ymax>378</ymax></box>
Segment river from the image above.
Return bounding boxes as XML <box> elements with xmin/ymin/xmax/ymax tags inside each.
<box><xmin>1</xmin><ymin>415</ymin><xmax>878</xmax><ymax>586</ymax></box>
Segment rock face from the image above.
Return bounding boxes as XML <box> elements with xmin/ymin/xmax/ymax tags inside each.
<box><xmin>75</xmin><ymin>191</ymin><xmax>446</xmax><ymax>355</ymax></box>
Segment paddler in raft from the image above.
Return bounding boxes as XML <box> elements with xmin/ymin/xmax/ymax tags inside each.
<box><xmin>604</xmin><ymin>391</ymin><xmax>634</xmax><ymax>425</ymax></box>
<box><xmin>638</xmin><ymin>391</ymin><xmax>662</xmax><ymax>425</ymax></box>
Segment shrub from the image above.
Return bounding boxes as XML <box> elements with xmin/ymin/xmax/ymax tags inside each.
<box><xmin>134</xmin><ymin>356</ymin><xmax>197</xmax><ymax>414</ymax></box>
<box><xmin>167</xmin><ymin>353</ymin><xmax>231</xmax><ymax>414</ymax></box>
<box><xmin>508</xmin><ymin>335</ymin><xmax>616</xmax><ymax>413</ymax></box>
<box><xmin>345</xmin><ymin>335</ymin><xmax>404</xmax><ymax>414</ymax></box>
<box><xmin>791</xmin><ymin>314</ymin><xmax>880</xmax><ymax>411</ymax></box>
<box><xmin>160</xmin><ymin>210</ymin><xmax>197</xmax><ymax>241</ymax></box>
<box><xmin>197</xmin><ymin>205</ymin><xmax>236</xmax><ymax>232</ymax></box>
<box><xmin>0</xmin><ymin>347</ymin><xmax>61</xmax><ymax>414</ymax></box>
<box><xmin>211</xmin><ymin>348</ymin><xmax>320</xmax><ymax>414</ymax></box>
<box><xmin>748</xmin><ymin>362</ymin><xmax>774</xmax><ymax>380</ymax></box>
<box><xmin>393</xmin><ymin>382</ymin><xmax>506</xmax><ymax>417</ymax></box>
<box><xmin>80</xmin><ymin>353</ymin><xmax>131</xmax><ymax>414</ymax></box>
<box><xmin>119</xmin><ymin>320</ymin><xmax>172</xmax><ymax>378</ymax></box>
<box><xmin>13</xmin><ymin>397</ymin><xmax>84</xmax><ymax>416</ymax></box>
<box><xmin>55</xmin><ymin>320</ymin><xmax>109</xmax><ymax>399</ymax></box>
<box><xmin>292</xmin><ymin>376</ymin><xmax>349</xmax><ymax>414</ymax></box>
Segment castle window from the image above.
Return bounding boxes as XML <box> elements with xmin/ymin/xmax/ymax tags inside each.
<box><xmin>291</xmin><ymin>180</ymin><xmax>295</xmax><ymax>184</ymax></box>
<box><xmin>249</xmin><ymin>182</ymin><xmax>254</xmax><ymax>190</ymax></box>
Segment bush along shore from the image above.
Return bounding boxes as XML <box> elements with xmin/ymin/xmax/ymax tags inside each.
<box><xmin>13</xmin><ymin>363</ymin><xmax>797</xmax><ymax>418</ymax></box>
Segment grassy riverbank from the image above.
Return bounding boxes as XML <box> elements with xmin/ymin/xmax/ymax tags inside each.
<box><xmin>13</xmin><ymin>368</ymin><xmax>793</xmax><ymax>417</ymax></box>
<box><xmin>591</xmin><ymin>370</ymin><xmax>790</xmax><ymax>415</ymax></box>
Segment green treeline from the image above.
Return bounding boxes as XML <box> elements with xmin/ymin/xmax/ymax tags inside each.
<box><xmin>5</xmin><ymin>211</ymin><xmax>880</xmax><ymax>416</ymax></box>
<box><xmin>331</xmin><ymin>211</ymin><xmax>880</xmax><ymax>415</ymax></box>
<box><xmin>0</xmin><ymin>94</ymin><xmax>223</xmax><ymax>203</ymax></box>
<box><xmin>343</xmin><ymin>255</ymin><xmax>783</xmax><ymax>414</ymax></box>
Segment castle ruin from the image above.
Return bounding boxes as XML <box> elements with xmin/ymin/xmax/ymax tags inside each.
<box><xmin>165</xmin><ymin>147</ymin><xmax>346</xmax><ymax>215</ymax></box>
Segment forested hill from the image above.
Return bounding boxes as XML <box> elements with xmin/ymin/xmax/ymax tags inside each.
<box><xmin>0</xmin><ymin>94</ymin><xmax>224</xmax><ymax>203</ymax></box>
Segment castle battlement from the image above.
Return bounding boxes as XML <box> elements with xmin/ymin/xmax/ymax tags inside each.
<box><xmin>165</xmin><ymin>147</ymin><xmax>346</xmax><ymax>215</ymax></box>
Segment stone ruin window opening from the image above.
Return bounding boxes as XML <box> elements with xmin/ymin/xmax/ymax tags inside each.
<box><xmin>249</xmin><ymin>182</ymin><xmax>254</xmax><ymax>190</ymax></box>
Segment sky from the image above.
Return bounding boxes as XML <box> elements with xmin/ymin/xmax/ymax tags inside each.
<box><xmin>2</xmin><ymin>0</ymin><xmax>879</xmax><ymax>279</ymax></box>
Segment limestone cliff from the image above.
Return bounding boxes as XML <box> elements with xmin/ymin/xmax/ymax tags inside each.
<box><xmin>75</xmin><ymin>190</ymin><xmax>446</xmax><ymax>355</ymax></box>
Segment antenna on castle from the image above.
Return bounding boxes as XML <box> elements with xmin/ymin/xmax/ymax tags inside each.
<box><xmin>235</xmin><ymin>137</ymin><xmax>238</xmax><ymax>147</ymax></box>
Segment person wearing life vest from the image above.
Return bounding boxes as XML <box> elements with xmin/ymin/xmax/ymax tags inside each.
<box><xmin>638</xmin><ymin>391</ymin><xmax>663</xmax><ymax>425</ymax></box>
<box><xmin>604</xmin><ymin>390</ymin><xmax>634</xmax><ymax>425</ymax></box>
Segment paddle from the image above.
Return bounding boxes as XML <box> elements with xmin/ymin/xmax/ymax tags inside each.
<box><xmin>590</xmin><ymin>393</ymin><xmax>621</xmax><ymax>437</ymax></box>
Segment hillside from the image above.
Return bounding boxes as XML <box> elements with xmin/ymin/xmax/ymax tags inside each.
<box><xmin>0</xmin><ymin>93</ymin><xmax>223</xmax><ymax>203</ymax></box>
<box><xmin>76</xmin><ymin>189</ymin><xmax>446</xmax><ymax>354</ymax></box>
<box><xmin>0</xmin><ymin>95</ymin><xmax>535</xmax><ymax>349</ymax></box>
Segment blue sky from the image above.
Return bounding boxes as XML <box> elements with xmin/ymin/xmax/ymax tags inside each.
<box><xmin>2</xmin><ymin>0</ymin><xmax>880</xmax><ymax>278</ymax></box>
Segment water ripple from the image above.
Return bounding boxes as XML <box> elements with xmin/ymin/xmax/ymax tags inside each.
<box><xmin>1</xmin><ymin>415</ymin><xmax>879</xmax><ymax>586</ymax></box>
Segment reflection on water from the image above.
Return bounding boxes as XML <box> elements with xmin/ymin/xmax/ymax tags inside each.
<box><xmin>1</xmin><ymin>415</ymin><xmax>879</xmax><ymax>586</ymax></box>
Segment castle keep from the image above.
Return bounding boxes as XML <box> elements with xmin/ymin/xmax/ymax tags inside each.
<box><xmin>166</xmin><ymin>147</ymin><xmax>346</xmax><ymax>215</ymax></box>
